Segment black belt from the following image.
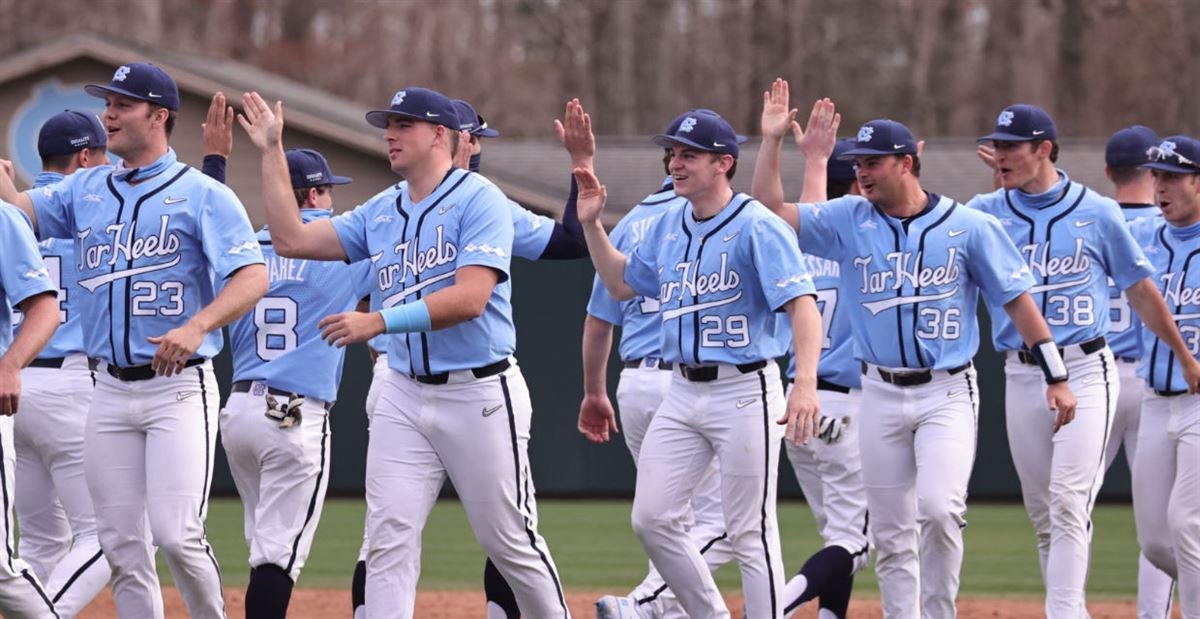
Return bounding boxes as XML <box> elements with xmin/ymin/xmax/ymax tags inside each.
<box><xmin>1016</xmin><ymin>336</ymin><xmax>1106</xmax><ymax>366</ymax></box>
<box><xmin>231</xmin><ymin>380</ymin><xmax>334</xmax><ymax>411</ymax></box>
<box><xmin>863</xmin><ymin>361</ymin><xmax>972</xmax><ymax>387</ymax></box>
<box><xmin>817</xmin><ymin>378</ymin><xmax>851</xmax><ymax>394</ymax></box>
<box><xmin>678</xmin><ymin>360</ymin><xmax>767</xmax><ymax>383</ymax></box>
<box><xmin>1117</xmin><ymin>356</ymin><xmax>1139</xmax><ymax>364</ymax></box>
<box><xmin>1154</xmin><ymin>389</ymin><xmax>1188</xmax><ymax>397</ymax></box>
<box><xmin>623</xmin><ymin>357</ymin><xmax>674</xmax><ymax>371</ymax></box>
<box><xmin>28</xmin><ymin>357</ymin><xmax>64</xmax><ymax>369</ymax></box>
<box><xmin>100</xmin><ymin>358</ymin><xmax>204</xmax><ymax>381</ymax></box>
<box><xmin>413</xmin><ymin>358</ymin><xmax>510</xmax><ymax>385</ymax></box>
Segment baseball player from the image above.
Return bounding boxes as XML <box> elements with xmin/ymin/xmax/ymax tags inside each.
<box><xmin>10</xmin><ymin>110</ymin><xmax>113</xmax><ymax>618</ymax></box>
<box><xmin>346</xmin><ymin>97</ymin><xmax>592</xmax><ymax>619</ymax></box>
<box><xmin>0</xmin><ymin>62</ymin><xmax>269</xmax><ymax>619</ymax></box>
<box><xmin>969</xmin><ymin>104</ymin><xmax>1200</xmax><ymax>618</ymax></box>
<box><xmin>1130</xmin><ymin>134</ymin><xmax>1200</xmax><ymax>617</ymax></box>
<box><xmin>589</xmin><ymin>108</ymin><xmax>744</xmax><ymax>619</ymax></box>
<box><xmin>752</xmin><ymin>81</ymin><xmax>873</xmax><ymax>619</ymax></box>
<box><xmin>239</xmin><ymin>86</ymin><xmax>569</xmax><ymax>619</ymax></box>
<box><xmin>220</xmin><ymin>147</ymin><xmax>373</xmax><ymax>619</ymax></box>
<box><xmin>771</xmin><ymin>106</ymin><xmax>1077</xmax><ymax>616</ymax></box>
<box><xmin>0</xmin><ymin>202</ymin><xmax>60</xmax><ymax>618</ymax></box>
<box><xmin>577</xmin><ymin>109</ymin><xmax>823</xmax><ymax>619</ymax></box>
<box><xmin>1099</xmin><ymin>125</ymin><xmax>1178</xmax><ymax>618</ymax></box>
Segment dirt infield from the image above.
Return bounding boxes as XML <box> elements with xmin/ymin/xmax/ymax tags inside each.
<box><xmin>75</xmin><ymin>588</ymin><xmax>1176</xmax><ymax>618</ymax></box>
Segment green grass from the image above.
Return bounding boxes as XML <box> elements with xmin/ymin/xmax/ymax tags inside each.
<box><xmin>177</xmin><ymin>498</ymin><xmax>1143</xmax><ymax>598</ymax></box>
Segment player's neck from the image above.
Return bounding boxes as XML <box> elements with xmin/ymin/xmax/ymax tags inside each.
<box><xmin>405</xmin><ymin>157</ymin><xmax>454</xmax><ymax>203</ymax></box>
<box><xmin>878</xmin><ymin>179</ymin><xmax>928</xmax><ymax>218</ymax></box>
<box><xmin>1114</xmin><ymin>181</ymin><xmax>1155</xmax><ymax>206</ymax></box>
<box><xmin>687</xmin><ymin>184</ymin><xmax>735</xmax><ymax>220</ymax></box>
<box><xmin>117</xmin><ymin>143</ymin><xmax>169</xmax><ymax>169</ymax></box>
<box><xmin>1018</xmin><ymin>163</ymin><xmax>1061</xmax><ymax>195</ymax></box>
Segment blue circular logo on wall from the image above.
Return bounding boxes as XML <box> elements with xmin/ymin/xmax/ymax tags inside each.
<box><xmin>7</xmin><ymin>80</ymin><xmax>108</xmax><ymax>184</ymax></box>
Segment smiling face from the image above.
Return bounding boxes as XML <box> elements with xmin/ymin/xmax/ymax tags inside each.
<box><xmin>667</xmin><ymin>144</ymin><xmax>731</xmax><ymax>201</ymax></box>
<box><xmin>854</xmin><ymin>154</ymin><xmax>910</xmax><ymax>207</ymax></box>
<box><xmin>1153</xmin><ymin>169</ymin><xmax>1200</xmax><ymax>227</ymax></box>
<box><xmin>991</xmin><ymin>140</ymin><xmax>1053</xmax><ymax>191</ymax></box>
<box><xmin>383</xmin><ymin>116</ymin><xmax>444</xmax><ymax>175</ymax></box>
<box><xmin>102</xmin><ymin>93</ymin><xmax>166</xmax><ymax>162</ymax></box>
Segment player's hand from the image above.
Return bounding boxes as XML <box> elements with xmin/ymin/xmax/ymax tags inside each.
<box><xmin>0</xmin><ymin>359</ymin><xmax>21</xmax><ymax>416</ymax></box>
<box><xmin>760</xmin><ymin>78</ymin><xmax>797</xmax><ymax>141</ymax></box>
<box><xmin>203</xmin><ymin>91</ymin><xmax>235</xmax><ymax>158</ymax></box>
<box><xmin>452</xmin><ymin>130</ymin><xmax>473</xmax><ymax>170</ymax></box>
<box><xmin>555</xmin><ymin>98</ymin><xmax>595</xmax><ymax>169</ymax></box>
<box><xmin>1046</xmin><ymin>381</ymin><xmax>1077</xmax><ymax>433</ymax></box>
<box><xmin>976</xmin><ymin>144</ymin><xmax>1003</xmax><ymax>189</ymax></box>
<box><xmin>1181</xmin><ymin>357</ymin><xmax>1200</xmax><ymax>394</ymax></box>
<box><xmin>147</xmin><ymin>322</ymin><xmax>206</xmax><ymax>377</ymax></box>
<box><xmin>815</xmin><ymin>415</ymin><xmax>849</xmax><ymax>445</ymax></box>
<box><xmin>318</xmin><ymin>311</ymin><xmax>386</xmax><ymax>348</ymax></box>
<box><xmin>572</xmin><ymin>167</ymin><xmax>607</xmax><ymax>225</ymax></box>
<box><xmin>792</xmin><ymin>97</ymin><xmax>840</xmax><ymax>162</ymax></box>
<box><xmin>238</xmin><ymin>92</ymin><xmax>284</xmax><ymax>152</ymax></box>
<box><xmin>780</xmin><ymin>381</ymin><xmax>820</xmax><ymax>446</ymax></box>
<box><xmin>577</xmin><ymin>393</ymin><xmax>619</xmax><ymax>443</ymax></box>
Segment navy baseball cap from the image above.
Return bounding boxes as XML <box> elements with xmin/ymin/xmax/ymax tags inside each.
<box><xmin>664</xmin><ymin>109</ymin><xmax>749</xmax><ymax>145</ymax></box>
<box><xmin>837</xmin><ymin>120</ymin><xmax>917</xmax><ymax>160</ymax></box>
<box><xmin>1141</xmin><ymin>136</ymin><xmax>1200</xmax><ymax>174</ymax></box>
<box><xmin>286</xmin><ymin>148</ymin><xmax>352</xmax><ymax>188</ymax></box>
<box><xmin>828</xmin><ymin>138</ymin><xmax>858</xmax><ymax>182</ymax></box>
<box><xmin>37</xmin><ymin>110</ymin><xmax>107</xmax><ymax>158</ymax></box>
<box><xmin>366</xmin><ymin>87</ymin><xmax>459</xmax><ymax>131</ymax></box>
<box><xmin>452</xmin><ymin>100</ymin><xmax>500</xmax><ymax>138</ymax></box>
<box><xmin>1105</xmin><ymin>125</ymin><xmax>1159</xmax><ymax>167</ymax></box>
<box><xmin>654</xmin><ymin>111</ymin><xmax>740</xmax><ymax>158</ymax></box>
<box><xmin>84</xmin><ymin>63</ymin><xmax>179</xmax><ymax>112</ymax></box>
<box><xmin>978</xmin><ymin>104</ymin><xmax>1058</xmax><ymax>142</ymax></box>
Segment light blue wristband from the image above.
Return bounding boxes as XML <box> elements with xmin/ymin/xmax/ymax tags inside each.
<box><xmin>379</xmin><ymin>300</ymin><xmax>432</xmax><ymax>334</ymax></box>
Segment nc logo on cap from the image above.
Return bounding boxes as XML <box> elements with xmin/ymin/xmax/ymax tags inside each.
<box><xmin>679</xmin><ymin>117</ymin><xmax>697</xmax><ymax>133</ymax></box>
<box><xmin>1158</xmin><ymin>140</ymin><xmax>1178</xmax><ymax>157</ymax></box>
<box><xmin>113</xmin><ymin>66</ymin><xmax>130</xmax><ymax>82</ymax></box>
<box><xmin>997</xmin><ymin>110</ymin><xmax>1014</xmax><ymax>127</ymax></box>
<box><xmin>391</xmin><ymin>91</ymin><xmax>406</xmax><ymax>106</ymax></box>
<box><xmin>857</xmin><ymin>126</ymin><xmax>874</xmax><ymax>142</ymax></box>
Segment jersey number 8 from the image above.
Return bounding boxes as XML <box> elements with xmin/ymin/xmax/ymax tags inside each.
<box><xmin>255</xmin><ymin>296</ymin><xmax>299</xmax><ymax>360</ymax></box>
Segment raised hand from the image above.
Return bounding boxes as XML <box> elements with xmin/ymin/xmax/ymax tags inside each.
<box><xmin>572</xmin><ymin>166</ymin><xmax>607</xmax><ymax>225</ymax></box>
<box><xmin>761</xmin><ymin>78</ymin><xmax>797</xmax><ymax>141</ymax></box>
<box><xmin>452</xmin><ymin>130</ymin><xmax>473</xmax><ymax>170</ymax></box>
<box><xmin>555</xmin><ymin>98</ymin><xmax>595</xmax><ymax>169</ymax></box>
<box><xmin>203</xmin><ymin>91</ymin><xmax>235</xmax><ymax>157</ymax></box>
<box><xmin>237</xmin><ymin>92</ymin><xmax>284</xmax><ymax>152</ymax></box>
<box><xmin>792</xmin><ymin>98</ymin><xmax>840</xmax><ymax>162</ymax></box>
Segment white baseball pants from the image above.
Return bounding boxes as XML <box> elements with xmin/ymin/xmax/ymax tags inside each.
<box><xmin>631</xmin><ymin>363</ymin><xmax>786</xmax><ymax>619</ymax></box>
<box><xmin>363</xmin><ymin>363</ymin><xmax>568</xmax><ymax>619</ymax></box>
<box><xmin>0</xmin><ymin>415</ymin><xmax>58</xmax><ymax>618</ymax></box>
<box><xmin>220</xmin><ymin>388</ymin><xmax>332</xmax><ymax>581</ymax></box>
<box><xmin>617</xmin><ymin>363</ymin><xmax>732</xmax><ymax>619</ymax></box>
<box><xmin>1134</xmin><ymin>390</ymin><xmax>1200</xmax><ymax>618</ymax></box>
<box><xmin>357</xmin><ymin>353</ymin><xmax>388</xmax><ymax>564</ymax></box>
<box><xmin>15</xmin><ymin>354</ymin><xmax>111</xmax><ymax>617</ymax></box>
<box><xmin>1110</xmin><ymin>359</ymin><xmax>1177</xmax><ymax>619</ymax></box>
<box><xmin>86</xmin><ymin>361</ymin><xmax>223</xmax><ymax>619</ymax></box>
<box><xmin>858</xmin><ymin>364</ymin><xmax>979</xmax><ymax>619</ymax></box>
<box><xmin>1006</xmin><ymin>347</ymin><xmax>1116</xmax><ymax>619</ymax></box>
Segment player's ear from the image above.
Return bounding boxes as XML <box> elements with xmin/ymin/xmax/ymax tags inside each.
<box><xmin>75</xmin><ymin>148</ymin><xmax>90</xmax><ymax>168</ymax></box>
<box><xmin>1034</xmin><ymin>140</ymin><xmax>1053</xmax><ymax>160</ymax></box>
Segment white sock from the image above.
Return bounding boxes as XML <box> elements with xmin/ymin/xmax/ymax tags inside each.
<box><xmin>782</xmin><ymin>574</ymin><xmax>809</xmax><ymax>617</ymax></box>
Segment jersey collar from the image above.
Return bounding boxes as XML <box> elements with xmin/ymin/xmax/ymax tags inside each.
<box><xmin>682</xmin><ymin>191</ymin><xmax>751</xmax><ymax>235</ymax></box>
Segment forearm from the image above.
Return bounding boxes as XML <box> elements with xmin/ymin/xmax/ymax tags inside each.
<box><xmin>581</xmin><ymin>314</ymin><xmax>614</xmax><ymax>396</ymax></box>
<box><xmin>1129</xmin><ymin>279</ymin><xmax>1196</xmax><ymax>360</ymax></box>
<box><xmin>538</xmin><ymin>175</ymin><xmax>588</xmax><ymax>259</ymax></box>
<box><xmin>0</xmin><ymin>293</ymin><xmax>57</xmax><ymax>370</ymax></box>
<box><xmin>1004</xmin><ymin>293</ymin><xmax>1054</xmax><ymax>345</ymax></box>
<box><xmin>260</xmin><ymin>146</ymin><xmax>313</xmax><ymax>258</ymax></box>
<box><xmin>189</xmin><ymin>264</ymin><xmax>268</xmax><ymax>333</ymax></box>
<box><xmin>798</xmin><ymin>156</ymin><xmax>829</xmax><ymax>205</ymax></box>
<box><xmin>786</xmin><ymin>295</ymin><xmax>821</xmax><ymax>387</ymax></box>
<box><xmin>202</xmin><ymin>155</ymin><xmax>227</xmax><ymax>184</ymax></box>
<box><xmin>750</xmin><ymin>134</ymin><xmax>788</xmax><ymax>214</ymax></box>
<box><xmin>582</xmin><ymin>220</ymin><xmax>635</xmax><ymax>300</ymax></box>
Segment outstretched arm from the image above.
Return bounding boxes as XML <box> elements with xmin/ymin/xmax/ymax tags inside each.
<box><xmin>794</xmin><ymin>98</ymin><xmax>840</xmax><ymax>204</ymax></box>
<box><xmin>201</xmin><ymin>91</ymin><xmax>234</xmax><ymax>183</ymax></box>
<box><xmin>750</xmin><ymin>78</ymin><xmax>800</xmax><ymax>229</ymax></box>
<box><xmin>575</xmin><ymin>167</ymin><xmax>636</xmax><ymax>301</ymax></box>
<box><xmin>239</xmin><ymin>92</ymin><xmax>346</xmax><ymax>260</ymax></box>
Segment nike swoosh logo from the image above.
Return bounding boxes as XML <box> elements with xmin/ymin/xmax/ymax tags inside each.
<box><xmin>176</xmin><ymin>392</ymin><xmax>197</xmax><ymax>401</ymax></box>
<box><xmin>426</xmin><ymin>111</ymin><xmax>440</xmax><ymax>118</ymax></box>
<box><xmin>147</xmin><ymin>92</ymin><xmax>162</xmax><ymax>98</ymax></box>
<box><xmin>1032</xmin><ymin>130</ymin><xmax>1046</xmax><ymax>135</ymax></box>
<box><xmin>439</xmin><ymin>203</ymin><xmax>457</xmax><ymax>215</ymax></box>
<box><xmin>713</xmin><ymin>142</ymin><xmax>726</xmax><ymax>147</ymax></box>
<box><xmin>735</xmin><ymin>398</ymin><xmax>758</xmax><ymax>409</ymax></box>
<box><xmin>370</xmin><ymin>251</ymin><xmax>385</xmax><ymax>263</ymax></box>
<box><xmin>1074</xmin><ymin>220</ymin><xmax>1095</xmax><ymax>228</ymax></box>
<box><xmin>948</xmin><ymin>229</ymin><xmax>966</xmax><ymax>237</ymax></box>
<box><xmin>482</xmin><ymin>404</ymin><xmax>503</xmax><ymax>417</ymax></box>
<box><xmin>723</xmin><ymin>232</ymin><xmax>738</xmax><ymax>242</ymax></box>
<box><xmin>164</xmin><ymin>196</ymin><xmax>186</xmax><ymax>204</ymax></box>
<box><xmin>893</xmin><ymin>144</ymin><xmax>906</xmax><ymax>149</ymax></box>
<box><xmin>947</xmin><ymin>389</ymin><xmax>966</xmax><ymax>398</ymax></box>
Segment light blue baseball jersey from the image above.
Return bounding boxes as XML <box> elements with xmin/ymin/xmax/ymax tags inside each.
<box><xmin>586</xmin><ymin>181</ymin><xmax>679</xmax><ymax>362</ymax></box>
<box><xmin>333</xmin><ymin>167</ymin><xmax>514</xmax><ymax>375</ymax></box>
<box><xmin>28</xmin><ymin>148</ymin><xmax>265</xmax><ymax>366</ymax></box>
<box><xmin>799</xmin><ymin>193</ymin><xmax>1034</xmax><ymax>369</ymax></box>
<box><xmin>228</xmin><ymin>209</ymin><xmax>375</xmax><ymax>403</ymax></box>
<box><xmin>967</xmin><ymin>171</ymin><xmax>1154</xmax><ymax>351</ymax></box>
<box><xmin>1107</xmin><ymin>204</ymin><xmax>1162</xmax><ymax>359</ymax></box>
<box><xmin>1132</xmin><ymin>217</ymin><xmax>1200</xmax><ymax>392</ymax></box>
<box><xmin>785</xmin><ymin>253</ymin><xmax>860</xmax><ymax>388</ymax></box>
<box><xmin>623</xmin><ymin>193</ymin><xmax>815</xmax><ymax>366</ymax></box>
<box><xmin>11</xmin><ymin>172</ymin><xmax>85</xmax><ymax>358</ymax></box>
<box><xmin>1</xmin><ymin>204</ymin><xmax>57</xmax><ymax>357</ymax></box>
<box><xmin>511</xmin><ymin>200</ymin><xmax>555</xmax><ymax>260</ymax></box>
